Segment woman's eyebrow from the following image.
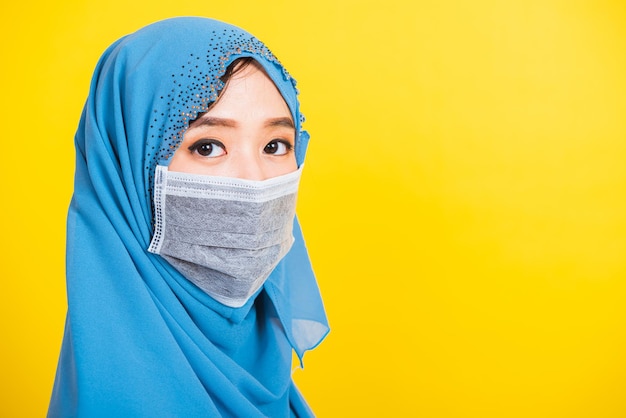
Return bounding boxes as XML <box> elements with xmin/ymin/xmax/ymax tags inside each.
<box><xmin>265</xmin><ymin>117</ymin><xmax>294</xmax><ymax>129</ymax></box>
<box><xmin>189</xmin><ymin>116</ymin><xmax>237</xmax><ymax>129</ymax></box>
<box><xmin>188</xmin><ymin>116</ymin><xmax>294</xmax><ymax>129</ymax></box>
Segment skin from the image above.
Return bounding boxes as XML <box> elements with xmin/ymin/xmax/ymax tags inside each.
<box><xmin>169</xmin><ymin>60</ymin><xmax>297</xmax><ymax>180</ymax></box>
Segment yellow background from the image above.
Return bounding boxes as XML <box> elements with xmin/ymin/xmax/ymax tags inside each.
<box><xmin>2</xmin><ymin>0</ymin><xmax>626</xmax><ymax>417</ymax></box>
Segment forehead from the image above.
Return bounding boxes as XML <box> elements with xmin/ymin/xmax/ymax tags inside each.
<box><xmin>201</xmin><ymin>61</ymin><xmax>293</xmax><ymax>119</ymax></box>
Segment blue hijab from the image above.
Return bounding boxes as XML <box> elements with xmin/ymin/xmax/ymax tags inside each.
<box><xmin>49</xmin><ymin>17</ymin><xmax>328</xmax><ymax>417</ymax></box>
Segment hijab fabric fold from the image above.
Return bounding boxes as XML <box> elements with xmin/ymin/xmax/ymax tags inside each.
<box><xmin>49</xmin><ymin>17</ymin><xmax>328</xmax><ymax>417</ymax></box>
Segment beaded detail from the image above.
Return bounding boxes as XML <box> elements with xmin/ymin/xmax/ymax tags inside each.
<box><xmin>144</xmin><ymin>30</ymin><xmax>302</xmax><ymax>195</ymax></box>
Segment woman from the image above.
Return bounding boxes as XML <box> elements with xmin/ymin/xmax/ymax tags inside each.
<box><xmin>49</xmin><ymin>17</ymin><xmax>329</xmax><ymax>417</ymax></box>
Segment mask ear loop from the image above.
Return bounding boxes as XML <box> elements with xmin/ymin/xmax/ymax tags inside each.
<box><xmin>147</xmin><ymin>165</ymin><xmax>169</xmax><ymax>254</ymax></box>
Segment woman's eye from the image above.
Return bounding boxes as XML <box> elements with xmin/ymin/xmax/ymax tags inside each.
<box><xmin>188</xmin><ymin>139</ymin><xmax>226</xmax><ymax>158</ymax></box>
<box><xmin>264</xmin><ymin>140</ymin><xmax>293</xmax><ymax>156</ymax></box>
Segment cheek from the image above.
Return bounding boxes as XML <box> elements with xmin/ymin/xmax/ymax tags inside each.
<box><xmin>287</xmin><ymin>154</ymin><xmax>298</xmax><ymax>172</ymax></box>
<box><xmin>167</xmin><ymin>147</ymin><xmax>188</xmax><ymax>172</ymax></box>
<box><xmin>269</xmin><ymin>155</ymin><xmax>298</xmax><ymax>178</ymax></box>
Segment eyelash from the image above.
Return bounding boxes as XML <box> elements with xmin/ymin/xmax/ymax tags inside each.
<box><xmin>187</xmin><ymin>138</ymin><xmax>294</xmax><ymax>157</ymax></box>
<box><xmin>264</xmin><ymin>139</ymin><xmax>294</xmax><ymax>155</ymax></box>
<box><xmin>188</xmin><ymin>139</ymin><xmax>225</xmax><ymax>157</ymax></box>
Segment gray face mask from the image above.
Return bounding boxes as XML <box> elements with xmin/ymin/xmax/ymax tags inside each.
<box><xmin>148</xmin><ymin>165</ymin><xmax>302</xmax><ymax>307</ymax></box>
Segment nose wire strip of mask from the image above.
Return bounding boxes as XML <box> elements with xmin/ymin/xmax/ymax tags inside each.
<box><xmin>163</xmin><ymin>166</ymin><xmax>303</xmax><ymax>203</ymax></box>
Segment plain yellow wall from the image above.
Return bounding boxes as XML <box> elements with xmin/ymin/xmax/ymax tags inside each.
<box><xmin>2</xmin><ymin>1</ymin><xmax>626</xmax><ymax>417</ymax></box>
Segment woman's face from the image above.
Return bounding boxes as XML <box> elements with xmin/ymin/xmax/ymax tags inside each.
<box><xmin>169</xmin><ymin>61</ymin><xmax>297</xmax><ymax>180</ymax></box>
